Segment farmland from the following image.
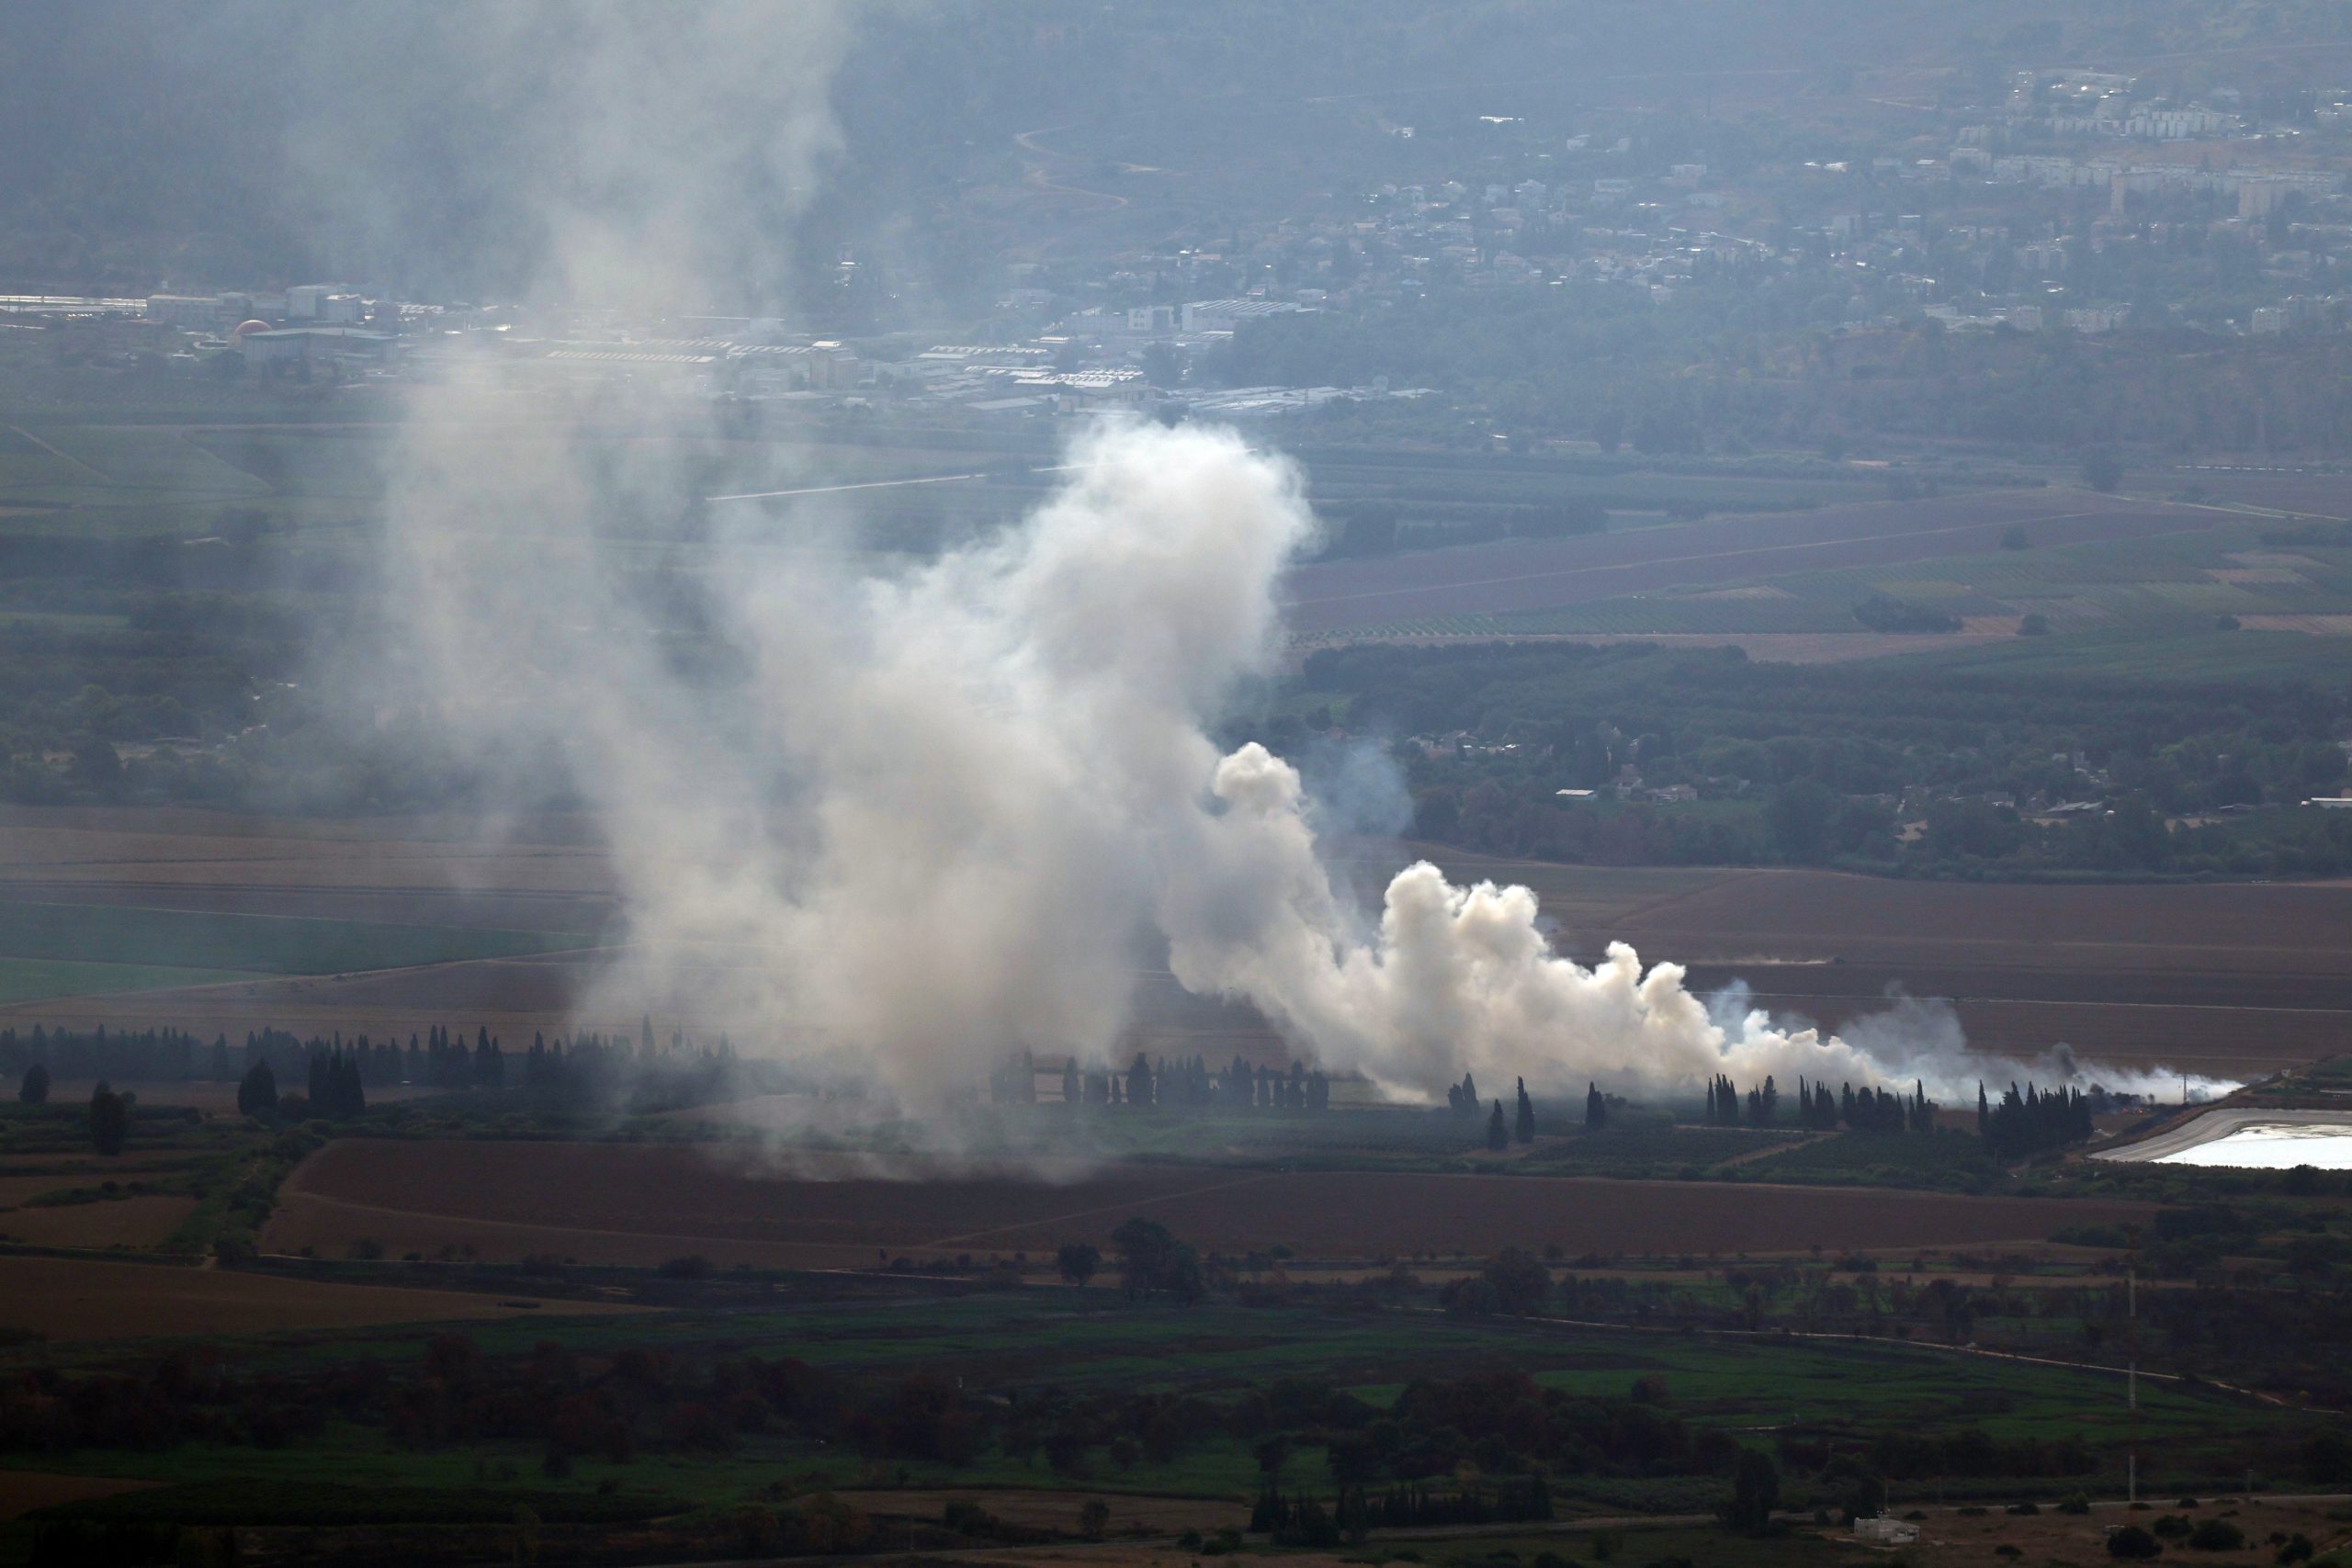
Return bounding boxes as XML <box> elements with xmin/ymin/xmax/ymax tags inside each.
<box><xmin>1</xmin><ymin>415</ymin><xmax>2346</xmax><ymax>1563</ymax></box>
<box><xmin>1282</xmin><ymin>488</ymin><xmax>2230</xmax><ymax>637</ymax></box>
<box><xmin>0</xmin><ymin>811</ymin><xmax>2345</xmax><ymax>1084</ymax></box>
<box><xmin>258</xmin><ymin>1138</ymin><xmax>2159</xmax><ymax>1270</ymax></box>
<box><xmin>0</xmin><ymin>898</ymin><xmax>584</xmax><ymax>976</ymax></box>
<box><xmin>0</xmin><ymin>1276</ymin><xmax>2328</xmax><ymax>1567</ymax></box>
<box><xmin>1289</xmin><ymin>500</ymin><xmax>2352</xmax><ymax>694</ymax></box>
<box><xmin>0</xmin><ymin>1254</ymin><xmax>639</xmax><ymax>1344</ymax></box>
<box><xmin>1595</xmin><ymin>864</ymin><xmax>2352</xmax><ymax>1082</ymax></box>
<box><xmin>1335</xmin><ymin>849</ymin><xmax>2352</xmax><ymax>1084</ymax></box>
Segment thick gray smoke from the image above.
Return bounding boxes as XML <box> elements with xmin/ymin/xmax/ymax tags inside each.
<box><xmin>364</xmin><ymin>5</ymin><xmax>2228</xmax><ymax>1111</ymax></box>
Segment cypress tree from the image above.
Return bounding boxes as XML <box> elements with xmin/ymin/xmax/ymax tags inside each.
<box><xmin>89</xmin><ymin>1081</ymin><xmax>128</xmax><ymax>1156</ymax></box>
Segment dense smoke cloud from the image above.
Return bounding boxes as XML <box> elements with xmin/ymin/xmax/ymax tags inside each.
<box><xmin>392</xmin><ymin>408</ymin><xmax>2221</xmax><ymax>1106</ymax></box>
<box><xmin>365</xmin><ymin>5</ymin><xmax>2228</xmax><ymax>1111</ymax></box>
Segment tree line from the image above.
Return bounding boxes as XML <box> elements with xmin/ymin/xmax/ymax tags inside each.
<box><xmin>1977</xmin><ymin>1079</ymin><xmax>2095</xmax><ymax>1158</ymax></box>
<box><xmin>1702</xmin><ymin>1074</ymin><xmax>1937</xmax><ymax>1133</ymax></box>
<box><xmin>7</xmin><ymin>1016</ymin><xmax>752</xmax><ymax>1120</ymax></box>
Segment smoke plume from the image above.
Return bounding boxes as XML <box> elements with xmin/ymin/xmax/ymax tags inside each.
<box><xmin>358</xmin><ymin>6</ymin><xmax>2226</xmax><ymax>1112</ymax></box>
<box><xmin>390</xmin><ymin>410</ymin><xmax>2221</xmax><ymax>1106</ymax></box>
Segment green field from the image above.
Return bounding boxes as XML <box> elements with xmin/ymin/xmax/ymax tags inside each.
<box><xmin>0</xmin><ymin>955</ymin><xmax>256</xmax><ymax>1003</ymax></box>
<box><xmin>1732</xmin><ymin>1129</ymin><xmax>2007</xmax><ymax>1191</ymax></box>
<box><xmin>3</xmin><ymin>1288</ymin><xmax>2293</xmax><ymax>1520</ymax></box>
<box><xmin>0</xmin><ymin>899</ymin><xmax>585</xmax><ymax>978</ymax></box>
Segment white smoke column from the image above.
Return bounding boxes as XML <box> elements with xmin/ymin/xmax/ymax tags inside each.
<box><xmin>356</xmin><ymin>7</ymin><xmax>2229</xmax><ymax>1112</ymax></box>
<box><xmin>709</xmin><ymin>421</ymin><xmax>1322</xmax><ymax>1100</ymax></box>
<box><xmin>388</xmin><ymin>412</ymin><xmax>1321</xmax><ymax>1104</ymax></box>
<box><xmin>397</xmin><ymin>401</ymin><xmax>2222</xmax><ymax>1107</ymax></box>
<box><xmin>1159</xmin><ymin>744</ymin><xmax>2231</xmax><ymax>1101</ymax></box>
<box><xmin>1157</xmin><ymin>743</ymin><xmax>1898</xmax><ymax>1100</ymax></box>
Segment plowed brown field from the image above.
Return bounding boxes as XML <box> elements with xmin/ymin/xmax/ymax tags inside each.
<box><xmin>6</xmin><ymin>813</ymin><xmax>2344</xmax><ymax>1082</ymax></box>
<box><xmin>0</xmin><ymin>1195</ymin><xmax>195</xmax><ymax>1249</ymax></box>
<box><xmin>0</xmin><ymin>1472</ymin><xmax>159</xmax><ymax>1523</ymax></box>
<box><xmin>262</xmin><ymin>1139</ymin><xmax>2155</xmax><ymax>1270</ymax></box>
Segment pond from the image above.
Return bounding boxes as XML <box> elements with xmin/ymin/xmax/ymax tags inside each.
<box><xmin>2153</xmin><ymin>1119</ymin><xmax>2352</xmax><ymax>1169</ymax></box>
<box><xmin>2093</xmin><ymin>1107</ymin><xmax>2352</xmax><ymax>1169</ymax></box>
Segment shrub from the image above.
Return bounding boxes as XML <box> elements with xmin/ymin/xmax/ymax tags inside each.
<box><xmin>2108</xmin><ymin>1525</ymin><xmax>2162</xmax><ymax>1559</ymax></box>
<box><xmin>944</xmin><ymin>1501</ymin><xmax>1001</xmax><ymax>1538</ymax></box>
<box><xmin>2187</xmin><ymin>1520</ymin><xmax>2244</xmax><ymax>1552</ymax></box>
<box><xmin>733</xmin><ymin>1505</ymin><xmax>780</xmax><ymax>1558</ymax></box>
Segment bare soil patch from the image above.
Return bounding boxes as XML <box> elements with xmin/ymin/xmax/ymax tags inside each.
<box><xmin>0</xmin><ymin>1253</ymin><xmax>641</xmax><ymax>1343</ymax></box>
<box><xmin>0</xmin><ymin>807</ymin><xmax>616</xmax><ymax>898</ymax></box>
<box><xmin>0</xmin><ymin>1472</ymin><xmax>161</xmax><ymax>1523</ymax></box>
<box><xmin>2238</xmin><ymin>613</ymin><xmax>2352</xmax><ymax>634</ymax></box>
<box><xmin>0</xmin><ymin>1194</ymin><xmax>196</xmax><ymax>1249</ymax></box>
<box><xmin>263</xmin><ymin>1140</ymin><xmax>2154</xmax><ymax>1269</ymax></box>
<box><xmin>0</xmin><ymin>955</ymin><xmax>604</xmax><ymax>1039</ymax></box>
<box><xmin>1570</xmin><ymin>863</ymin><xmax>2352</xmax><ymax>1078</ymax></box>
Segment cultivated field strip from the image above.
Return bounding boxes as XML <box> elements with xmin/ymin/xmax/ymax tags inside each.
<box><xmin>0</xmin><ymin>1253</ymin><xmax>640</xmax><ymax>1344</ymax></box>
<box><xmin>1281</xmin><ymin>491</ymin><xmax>2223</xmax><ymax>632</ymax></box>
<box><xmin>261</xmin><ymin>1139</ymin><xmax>2156</xmax><ymax>1271</ymax></box>
<box><xmin>4</xmin><ymin>816</ymin><xmax>2345</xmax><ymax>1086</ymax></box>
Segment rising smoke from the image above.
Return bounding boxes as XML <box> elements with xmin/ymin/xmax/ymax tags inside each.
<box><xmin>356</xmin><ymin>6</ymin><xmax>2225</xmax><ymax>1111</ymax></box>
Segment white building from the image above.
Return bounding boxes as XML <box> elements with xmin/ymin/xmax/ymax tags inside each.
<box><xmin>1179</xmin><ymin>299</ymin><xmax>1302</xmax><ymax>333</ymax></box>
<box><xmin>145</xmin><ymin>294</ymin><xmax>223</xmax><ymax>328</ymax></box>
